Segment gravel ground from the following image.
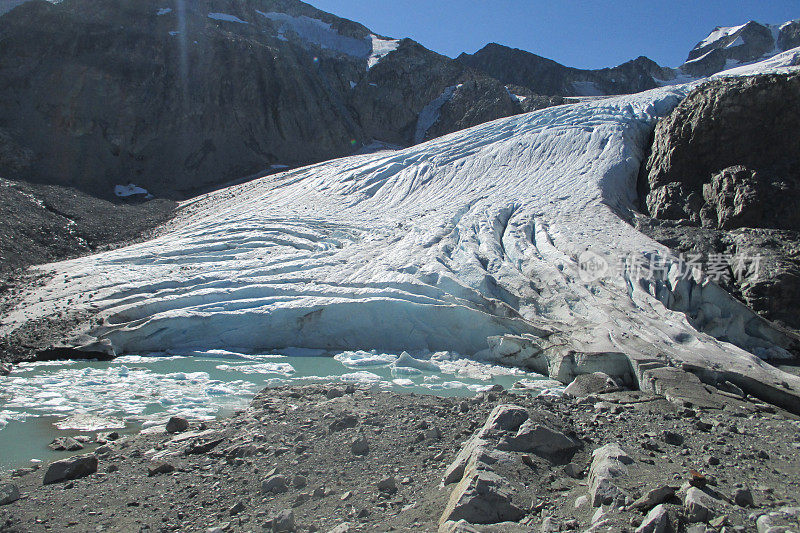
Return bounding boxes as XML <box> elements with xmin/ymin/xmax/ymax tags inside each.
<box><xmin>1</xmin><ymin>382</ymin><xmax>798</xmax><ymax>533</ymax></box>
<box><xmin>0</xmin><ymin>178</ymin><xmax>176</xmax><ymax>363</ymax></box>
<box><xmin>0</xmin><ymin>178</ymin><xmax>176</xmax><ymax>277</ymax></box>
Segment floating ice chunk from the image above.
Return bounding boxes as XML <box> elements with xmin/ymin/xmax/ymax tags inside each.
<box><xmin>391</xmin><ymin>378</ymin><xmax>414</xmax><ymax>387</ymax></box>
<box><xmin>339</xmin><ymin>371</ymin><xmax>382</xmax><ymax>384</ymax></box>
<box><xmin>390</xmin><ymin>366</ymin><xmax>422</xmax><ymax>377</ymax></box>
<box><xmin>334</xmin><ymin>350</ymin><xmax>397</xmax><ymax>368</ymax></box>
<box><xmin>391</xmin><ymin>352</ymin><xmax>440</xmax><ymax>372</ymax></box>
<box><xmin>215</xmin><ymin>362</ymin><xmax>295</xmax><ymax>375</ymax></box>
<box><xmin>208</xmin><ymin>12</ymin><xmax>248</xmax><ymax>24</ymax></box>
<box><xmin>55</xmin><ymin>414</ymin><xmax>125</xmax><ymax>431</ymax></box>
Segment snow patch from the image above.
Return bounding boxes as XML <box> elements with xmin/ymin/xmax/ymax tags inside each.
<box><xmin>505</xmin><ymin>86</ymin><xmax>527</xmax><ymax>102</ymax></box>
<box><xmin>208</xmin><ymin>12</ymin><xmax>248</xmax><ymax>24</ymax></box>
<box><xmin>114</xmin><ymin>183</ymin><xmax>150</xmax><ymax>198</ymax></box>
<box><xmin>697</xmin><ymin>24</ymin><xmax>746</xmax><ymax>49</ymax></box>
<box><xmin>157</xmin><ymin>7</ymin><xmax>172</xmax><ymax>16</ymax></box>
<box><xmin>368</xmin><ymin>34</ymin><xmax>400</xmax><ymax>69</ymax></box>
<box><xmin>256</xmin><ymin>11</ymin><xmax>370</xmax><ymax>57</ymax></box>
<box><xmin>414</xmin><ymin>84</ymin><xmax>460</xmax><ymax>144</ymax></box>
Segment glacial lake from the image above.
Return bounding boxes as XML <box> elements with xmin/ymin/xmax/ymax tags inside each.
<box><xmin>0</xmin><ymin>349</ymin><xmax>559</xmax><ymax>470</ymax></box>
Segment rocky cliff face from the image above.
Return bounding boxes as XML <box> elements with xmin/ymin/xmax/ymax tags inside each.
<box><xmin>638</xmin><ymin>73</ymin><xmax>800</xmax><ymax>332</ymax></box>
<box><xmin>457</xmin><ymin>44</ymin><xmax>673</xmax><ymax>97</ymax></box>
<box><xmin>681</xmin><ymin>20</ymin><xmax>800</xmax><ymax>77</ymax></box>
<box><xmin>0</xmin><ymin>0</ymin><xmax>542</xmax><ymax>199</ymax></box>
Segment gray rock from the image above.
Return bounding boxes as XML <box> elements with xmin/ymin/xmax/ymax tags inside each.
<box><xmin>0</xmin><ymin>363</ymin><xmax>12</xmax><ymax>376</ymax></box>
<box><xmin>376</xmin><ymin>476</ymin><xmax>397</xmax><ymax>493</ymax></box>
<box><xmin>631</xmin><ymin>486</ymin><xmax>677</xmax><ymax>512</ymax></box>
<box><xmin>540</xmin><ymin>516</ymin><xmax>560</xmax><ymax>532</ymax></box>
<box><xmin>0</xmin><ymin>483</ymin><xmax>20</xmax><ymax>505</ymax></box>
<box><xmin>350</xmin><ymin>435</ymin><xmax>369</xmax><ymax>455</ymax></box>
<box><xmin>484</xmin><ymin>404</ymin><xmax>529</xmax><ymax>432</ymax></box>
<box><xmin>440</xmin><ymin>469</ymin><xmax>525</xmax><ymax>525</ymax></box>
<box><xmin>292</xmin><ymin>474</ymin><xmax>307</xmax><ymax>489</ymax></box>
<box><xmin>165</xmin><ymin>416</ymin><xmax>189</xmax><ymax>434</ymax></box>
<box><xmin>147</xmin><ymin>461</ymin><xmax>175</xmax><ymax>476</ymax></box>
<box><xmin>326</xmin><ymin>388</ymin><xmax>344</xmax><ymax>400</ymax></box>
<box><xmin>588</xmin><ymin>443</ymin><xmax>634</xmax><ymax>507</ymax></box>
<box><xmin>43</xmin><ymin>454</ymin><xmax>98</xmax><ymax>484</ymax></box>
<box><xmin>563</xmin><ymin>462</ymin><xmax>583</xmax><ymax>479</ymax></box>
<box><xmin>48</xmin><ymin>436</ymin><xmax>84</xmax><ymax>452</ymax></box>
<box><xmin>329</xmin><ymin>415</ymin><xmax>359</xmax><ymax>433</ymax></box>
<box><xmin>262</xmin><ymin>474</ymin><xmax>289</xmax><ymax>494</ymax></box>
<box><xmin>271</xmin><ymin>509</ymin><xmax>295</xmax><ymax>532</ymax></box>
<box><xmin>684</xmin><ymin>487</ymin><xmax>721</xmax><ymax>523</ymax></box>
<box><xmin>496</xmin><ymin>419</ymin><xmax>579</xmax><ymax>459</ymax></box>
<box><xmin>564</xmin><ymin>372</ymin><xmax>620</xmax><ymax>397</ymax></box>
<box><xmin>733</xmin><ymin>487</ymin><xmax>754</xmax><ymax>507</ymax></box>
<box><xmin>636</xmin><ymin>504</ymin><xmax>671</xmax><ymax>533</ymax></box>
<box><xmin>229</xmin><ymin>501</ymin><xmax>245</xmax><ymax>516</ymax></box>
<box><xmin>662</xmin><ymin>431</ymin><xmax>684</xmax><ymax>446</ymax></box>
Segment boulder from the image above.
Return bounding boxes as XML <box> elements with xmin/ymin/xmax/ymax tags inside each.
<box><xmin>271</xmin><ymin>509</ymin><xmax>295</xmax><ymax>532</ymax></box>
<box><xmin>440</xmin><ymin>470</ymin><xmax>525</xmax><ymax>525</ymax></box>
<box><xmin>329</xmin><ymin>415</ymin><xmax>359</xmax><ymax>433</ymax></box>
<box><xmin>483</xmin><ymin>405</ymin><xmax>529</xmax><ymax>433</ymax></box>
<box><xmin>684</xmin><ymin>487</ymin><xmax>721</xmax><ymax>523</ymax></box>
<box><xmin>564</xmin><ymin>372</ymin><xmax>620</xmax><ymax>397</ymax></box>
<box><xmin>147</xmin><ymin>461</ymin><xmax>175</xmax><ymax>476</ymax></box>
<box><xmin>588</xmin><ymin>443</ymin><xmax>634</xmax><ymax>507</ymax></box>
<box><xmin>262</xmin><ymin>474</ymin><xmax>289</xmax><ymax>494</ymax></box>
<box><xmin>496</xmin><ymin>420</ymin><xmax>579</xmax><ymax>460</ymax></box>
<box><xmin>635</xmin><ymin>504</ymin><xmax>671</xmax><ymax>533</ymax></box>
<box><xmin>350</xmin><ymin>435</ymin><xmax>369</xmax><ymax>456</ymax></box>
<box><xmin>48</xmin><ymin>436</ymin><xmax>84</xmax><ymax>452</ymax></box>
<box><xmin>43</xmin><ymin>454</ymin><xmax>98</xmax><ymax>484</ymax></box>
<box><xmin>631</xmin><ymin>486</ymin><xmax>677</xmax><ymax>512</ymax></box>
<box><xmin>0</xmin><ymin>483</ymin><xmax>20</xmax><ymax>505</ymax></box>
<box><xmin>165</xmin><ymin>416</ymin><xmax>189</xmax><ymax>434</ymax></box>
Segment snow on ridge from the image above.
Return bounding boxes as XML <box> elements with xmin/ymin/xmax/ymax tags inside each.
<box><xmin>697</xmin><ymin>24</ymin><xmax>745</xmax><ymax>49</ymax></box>
<box><xmin>208</xmin><ymin>12</ymin><xmax>248</xmax><ymax>24</ymax></box>
<box><xmin>504</xmin><ymin>86</ymin><xmax>527</xmax><ymax>103</ymax></box>
<box><xmin>413</xmin><ymin>85</ymin><xmax>460</xmax><ymax>144</ymax></box>
<box><xmin>257</xmin><ymin>11</ymin><xmax>371</xmax><ymax>57</ymax></box>
<box><xmin>156</xmin><ymin>7</ymin><xmax>172</xmax><ymax>16</ymax></box>
<box><xmin>368</xmin><ymin>34</ymin><xmax>400</xmax><ymax>69</ymax></box>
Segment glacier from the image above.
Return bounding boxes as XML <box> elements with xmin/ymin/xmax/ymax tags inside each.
<box><xmin>3</xmin><ymin>62</ymin><xmax>800</xmax><ymax>410</ymax></box>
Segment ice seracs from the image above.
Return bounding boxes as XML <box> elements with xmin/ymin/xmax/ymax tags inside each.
<box><xmin>3</xmin><ymin>54</ymin><xmax>800</xmax><ymax>410</ymax></box>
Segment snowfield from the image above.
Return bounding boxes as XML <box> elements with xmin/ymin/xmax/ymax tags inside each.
<box><xmin>3</xmin><ymin>59</ymin><xmax>800</xmax><ymax>408</ymax></box>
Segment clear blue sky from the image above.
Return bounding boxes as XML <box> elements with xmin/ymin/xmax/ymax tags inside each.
<box><xmin>307</xmin><ymin>0</ymin><xmax>799</xmax><ymax>69</ymax></box>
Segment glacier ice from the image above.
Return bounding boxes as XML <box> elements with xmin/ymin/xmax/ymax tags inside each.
<box><xmin>3</xmin><ymin>62</ymin><xmax>800</xmax><ymax>409</ymax></box>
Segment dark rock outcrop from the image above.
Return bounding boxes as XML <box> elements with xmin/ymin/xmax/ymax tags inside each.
<box><xmin>681</xmin><ymin>19</ymin><xmax>800</xmax><ymax>78</ymax></box>
<box><xmin>0</xmin><ymin>0</ymin><xmax>556</xmax><ymax>201</ymax></box>
<box><xmin>457</xmin><ymin>44</ymin><xmax>674</xmax><ymax>97</ymax></box>
<box><xmin>638</xmin><ymin>73</ymin><xmax>800</xmax><ymax>332</ymax></box>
